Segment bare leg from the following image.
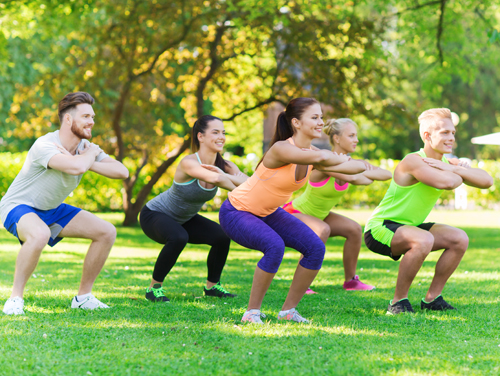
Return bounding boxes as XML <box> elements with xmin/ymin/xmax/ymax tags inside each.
<box><xmin>59</xmin><ymin>211</ymin><xmax>116</xmax><ymax>295</ymax></box>
<box><xmin>11</xmin><ymin>214</ymin><xmax>52</xmax><ymax>298</ymax></box>
<box><xmin>390</xmin><ymin>226</ymin><xmax>434</xmax><ymax>302</ymax></box>
<box><xmin>149</xmin><ymin>278</ymin><xmax>163</xmax><ymax>288</ymax></box>
<box><xmin>425</xmin><ymin>224</ymin><xmax>468</xmax><ymax>302</ymax></box>
<box><xmin>247</xmin><ymin>266</ymin><xmax>276</xmax><ymax>310</ymax></box>
<box><xmin>324</xmin><ymin>212</ymin><xmax>362</xmax><ymax>282</ymax></box>
<box><xmin>281</xmin><ymin>264</ymin><xmax>320</xmax><ymax>311</ymax></box>
<box><xmin>206</xmin><ymin>280</ymin><xmax>216</xmax><ymax>289</ymax></box>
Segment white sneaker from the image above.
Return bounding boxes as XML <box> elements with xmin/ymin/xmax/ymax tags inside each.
<box><xmin>241</xmin><ymin>309</ymin><xmax>264</xmax><ymax>324</ymax></box>
<box><xmin>3</xmin><ymin>297</ymin><xmax>25</xmax><ymax>315</ymax></box>
<box><xmin>71</xmin><ymin>294</ymin><xmax>109</xmax><ymax>310</ymax></box>
<box><xmin>278</xmin><ymin>308</ymin><xmax>309</xmax><ymax>323</ymax></box>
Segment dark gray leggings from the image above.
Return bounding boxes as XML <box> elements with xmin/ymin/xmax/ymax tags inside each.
<box><xmin>140</xmin><ymin>206</ymin><xmax>231</xmax><ymax>283</ymax></box>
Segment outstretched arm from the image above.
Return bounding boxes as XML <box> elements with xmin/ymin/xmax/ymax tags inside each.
<box><xmin>322</xmin><ymin>171</ymin><xmax>373</xmax><ymax>185</ymax></box>
<box><xmin>266</xmin><ymin>141</ymin><xmax>350</xmax><ymax>168</ymax></box>
<box><xmin>200</xmin><ymin>161</ymin><xmax>248</xmax><ymax>187</ymax></box>
<box><xmin>424</xmin><ymin>158</ymin><xmax>493</xmax><ymax>189</ymax></box>
<box><xmin>360</xmin><ymin>162</ymin><xmax>392</xmax><ymax>181</ymax></box>
<box><xmin>316</xmin><ymin>161</ymin><xmax>390</xmax><ymax>185</ymax></box>
<box><xmin>315</xmin><ymin>159</ymin><xmax>366</xmax><ymax>174</ymax></box>
<box><xmin>181</xmin><ymin>158</ymin><xmax>237</xmax><ymax>191</ymax></box>
<box><xmin>89</xmin><ymin>157</ymin><xmax>129</xmax><ymax>179</ymax></box>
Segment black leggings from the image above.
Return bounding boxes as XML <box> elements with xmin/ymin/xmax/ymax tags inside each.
<box><xmin>139</xmin><ymin>206</ymin><xmax>231</xmax><ymax>283</ymax></box>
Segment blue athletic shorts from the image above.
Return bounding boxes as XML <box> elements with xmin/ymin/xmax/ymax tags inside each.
<box><xmin>3</xmin><ymin>204</ymin><xmax>82</xmax><ymax>247</ymax></box>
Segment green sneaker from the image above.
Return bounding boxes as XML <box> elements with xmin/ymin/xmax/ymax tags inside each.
<box><xmin>145</xmin><ymin>283</ymin><xmax>170</xmax><ymax>302</ymax></box>
<box><xmin>204</xmin><ymin>282</ymin><xmax>236</xmax><ymax>298</ymax></box>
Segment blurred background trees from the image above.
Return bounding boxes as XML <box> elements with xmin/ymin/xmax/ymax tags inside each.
<box><xmin>1</xmin><ymin>0</ymin><xmax>499</xmax><ymax>224</ymax></box>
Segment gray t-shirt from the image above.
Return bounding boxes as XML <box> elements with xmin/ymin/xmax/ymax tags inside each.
<box><xmin>0</xmin><ymin>130</ymin><xmax>108</xmax><ymax>223</ymax></box>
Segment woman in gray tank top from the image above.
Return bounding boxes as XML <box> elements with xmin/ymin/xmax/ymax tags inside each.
<box><xmin>140</xmin><ymin>115</ymin><xmax>248</xmax><ymax>302</ymax></box>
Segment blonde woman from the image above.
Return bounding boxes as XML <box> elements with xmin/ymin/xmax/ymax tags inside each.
<box><xmin>284</xmin><ymin>118</ymin><xmax>391</xmax><ymax>293</ymax></box>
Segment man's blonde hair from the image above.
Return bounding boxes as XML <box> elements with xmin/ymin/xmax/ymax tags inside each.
<box><xmin>418</xmin><ymin>108</ymin><xmax>453</xmax><ymax>142</ymax></box>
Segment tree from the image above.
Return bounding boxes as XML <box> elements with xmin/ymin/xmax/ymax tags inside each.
<box><xmin>1</xmin><ymin>0</ymin><xmax>498</xmax><ymax>224</ymax></box>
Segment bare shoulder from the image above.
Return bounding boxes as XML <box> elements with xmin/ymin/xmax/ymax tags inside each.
<box><xmin>178</xmin><ymin>154</ymin><xmax>199</xmax><ymax>172</ymax></box>
<box><xmin>398</xmin><ymin>153</ymin><xmax>423</xmax><ymax>170</ymax></box>
<box><xmin>180</xmin><ymin>153</ymin><xmax>197</xmax><ymax>164</ymax></box>
<box><xmin>272</xmin><ymin>140</ymin><xmax>294</xmax><ymax>149</ymax></box>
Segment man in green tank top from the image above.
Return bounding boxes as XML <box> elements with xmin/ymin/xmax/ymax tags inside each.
<box><xmin>364</xmin><ymin>108</ymin><xmax>493</xmax><ymax>315</ymax></box>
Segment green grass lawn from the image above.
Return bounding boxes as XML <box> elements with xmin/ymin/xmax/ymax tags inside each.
<box><xmin>1</xmin><ymin>210</ymin><xmax>499</xmax><ymax>375</ymax></box>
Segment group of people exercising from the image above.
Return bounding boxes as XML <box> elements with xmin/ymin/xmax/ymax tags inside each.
<box><xmin>1</xmin><ymin>92</ymin><xmax>494</xmax><ymax>322</ymax></box>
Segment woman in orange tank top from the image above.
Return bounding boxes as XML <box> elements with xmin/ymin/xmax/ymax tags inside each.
<box><xmin>217</xmin><ymin>98</ymin><xmax>366</xmax><ymax>324</ymax></box>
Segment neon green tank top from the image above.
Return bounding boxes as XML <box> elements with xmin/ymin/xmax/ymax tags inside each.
<box><xmin>364</xmin><ymin>149</ymin><xmax>449</xmax><ymax>239</ymax></box>
<box><xmin>293</xmin><ymin>176</ymin><xmax>350</xmax><ymax>220</ymax></box>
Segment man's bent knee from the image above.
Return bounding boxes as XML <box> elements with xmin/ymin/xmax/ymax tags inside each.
<box><xmin>95</xmin><ymin>221</ymin><xmax>117</xmax><ymax>244</ymax></box>
<box><xmin>453</xmin><ymin>229</ymin><xmax>469</xmax><ymax>252</ymax></box>
<box><xmin>23</xmin><ymin>226</ymin><xmax>51</xmax><ymax>248</ymax></box>
<box><xmin>409</xmin><ymin>232</ymin><xmax>434</xmax><ymax>255</ymax></box>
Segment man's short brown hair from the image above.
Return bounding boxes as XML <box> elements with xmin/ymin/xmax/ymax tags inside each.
<box><xmin>58</xmin><ymin>92</ymin><xmax>94</xmax><ymax>124</ymax></box>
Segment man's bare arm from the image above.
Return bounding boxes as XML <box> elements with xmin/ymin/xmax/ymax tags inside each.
<box><xmin>89</xmin><ymin>158</ymin><xmax>129</xmax><ymax>179</ymax></box>
<box><xmin>423</xmin><ymin>158</ymin><xmax>493</xmax><ymax>189</ymax></box>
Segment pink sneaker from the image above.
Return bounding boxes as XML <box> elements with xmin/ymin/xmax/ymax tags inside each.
<box><xmin>343</xmin><ymin>275</ymin><xmax>375</xmax><ymax>291</ymax></box>
<box><xmin>305</xmin><ymin>288</ymin><xmax>317</xmax><ymax>295</ymax></box>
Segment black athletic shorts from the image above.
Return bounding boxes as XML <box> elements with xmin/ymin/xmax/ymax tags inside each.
<box><xmin>364</xmin><ymin>220</ymin><xmax>435</xmax><ymax>261</ymax></box>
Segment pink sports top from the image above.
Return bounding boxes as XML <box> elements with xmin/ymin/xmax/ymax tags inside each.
<box><xmin>228</xmin><ymin>138</ymin><xmax>312</xmax><ymax>217</ymax></box>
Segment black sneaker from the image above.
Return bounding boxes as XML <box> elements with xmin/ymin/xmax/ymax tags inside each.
<box><xmin>145</xmin><ymin>283</ymin><xmax>170</xmax><ymax>302</ymax></box>
<box><xmin>387</xmin><ymin>298</ymin><xmax>415</xmax><ymax>315</ymax></box>
<box><xmin>204</xmin><ymin>282</ymin><xmax>236</xmax><ymax>298</ymax></box>
<box><xmin>421</xmin><ymin>295</ymin><xmax>455</xmax><ymax>311</ymax></box>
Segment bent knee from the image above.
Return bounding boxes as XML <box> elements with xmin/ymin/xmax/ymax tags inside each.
<box><xmin>258</xmin><ymin>244</ymin><xmax>285</xmax><ymax>273</ymax></box>
<box><xmin>453</xmin><ymin>229</ymin><xmax>469</xmax><ymax>251</ymax></box>
<box><xmin>318</xmin><ymin>224</ymin><xmax>331</xmax><ymax>242</ymax></box>
<box><xmin>25</xmin><ymin>226</ymin><xmax>52</xmax><ymax>247</ymax></box>
<box><xmin>212</xmin><ymin>231</ymin><xmax>231</xmax><ymax>248</ymax></box>
<box><xmin>258</xmin><ymin>252</ymin><xmax>285</xmax><ymax>273</ymax></box>
<box><xmin>347</xmin><ymin>222</ymin><xmax>362</xmax><ymax>238</ymax></box>
<box><xmin>300</xmin><ymin>244</ymin><xmax>325</xmax><ymax>270</ymax></box>
<box><xmin>96</xmin><ymin>221</ymin><xmax>117</xmax><ymax>243</ymax></box>
<box><xmin>410</xmin><ymin>232</ymin><xmax>434</xmax><ymax>254</ymax></box>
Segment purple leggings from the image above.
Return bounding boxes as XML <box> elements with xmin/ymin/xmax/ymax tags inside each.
<box><xmin>219</xmin><ymin>200</ymin><xmax>325</xmax><ymax>273</ymax></box>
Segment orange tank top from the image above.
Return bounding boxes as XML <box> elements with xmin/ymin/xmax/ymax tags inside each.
<box><xmin>228</xmin><ymin>138</ymin><xmax>312</xmax><ymax>217</ymax></box>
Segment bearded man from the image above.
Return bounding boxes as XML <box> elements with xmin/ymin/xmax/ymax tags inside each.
<box><xmin>1</xmin><ymin>92</ymin><xmax>129</xmax><ymax>315</ymax></box>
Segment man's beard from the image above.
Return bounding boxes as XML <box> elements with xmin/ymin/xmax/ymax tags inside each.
<box><xmin>71</xmin><ymin>120</ymin><xmax>91</xmax><ymax>140</ymax></box>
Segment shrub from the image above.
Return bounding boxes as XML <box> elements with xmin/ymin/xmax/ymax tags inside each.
<box><xmin>0</xmin><ymin>153</ymin><xmax>498</xmax><ymax>212</ymax></box>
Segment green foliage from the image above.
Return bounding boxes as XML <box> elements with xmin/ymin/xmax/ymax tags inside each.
<box><xmin>1</xmin><ymin>0</ymin><xmax>499</xmax><ymax>223</ymax></box>
<box><xmin>1</xmin><ymin>212</ymin><xmax>500</xmax><ymax>375</ymax></box>
<box><xmin>0</xmin><ymin>152</ymin><xmax>26</xmax><ymax>199</ymax></box>
<box><xmin>2</xmin><ymin>153</ymin><xmax>497</xmax><ymax>212</ymax></box>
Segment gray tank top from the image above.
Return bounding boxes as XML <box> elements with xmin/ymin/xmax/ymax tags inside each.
<box><xmin>146</xmin><ymin>153</ymin><xmax>218</xmax><ymax>224</ymax></box>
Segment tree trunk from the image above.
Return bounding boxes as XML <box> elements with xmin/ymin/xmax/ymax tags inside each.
<box><xmin>121</xmin><ymin>137</ymin><xmax>191</xmax><ymax>226</ymax></box>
